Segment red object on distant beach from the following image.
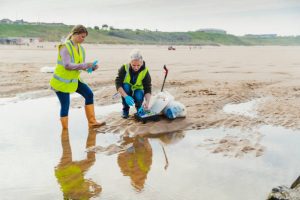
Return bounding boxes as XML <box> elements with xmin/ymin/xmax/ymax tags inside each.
<box><xmin>168</xmin><ymin>46</ymin><xmax>176</xmax><ymax>50</ymax></box>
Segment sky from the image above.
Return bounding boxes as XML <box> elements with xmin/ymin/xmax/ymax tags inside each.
<box><xmin>0</xmin><ymin>0</ymin><xmax>299</xmax><ymax>36</ymax></box>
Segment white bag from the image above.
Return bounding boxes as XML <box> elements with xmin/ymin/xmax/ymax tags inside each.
<box><xmin>163</xmin><ymin>100</ymin><xmax>187</xmax><ymax>119</ymax></box>
<box><xmin>40</xmin><ymin>66</ymin><xmax>55</xmax><ymax>73</ymax></box>
<box><xmin>149</xmin><ymin>91</ymin><xmax>174</xmax><ymax>114</ymax></box>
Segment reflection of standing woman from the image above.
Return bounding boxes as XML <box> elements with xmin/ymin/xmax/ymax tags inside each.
<box><xmin>55</xmin><ymin>129</ymin><xmax>102</xmax><ymax>199</ymax></box>
<box><xmin>50</xmin><ymin>25</ymin><xmax>105</xmax><ymax>129</ymax></box>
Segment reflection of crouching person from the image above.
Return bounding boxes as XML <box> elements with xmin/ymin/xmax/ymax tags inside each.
<box><xmin>115</xmin><ymin>49</ymin><xmax>152</xmax><ymax>118</ymax></box>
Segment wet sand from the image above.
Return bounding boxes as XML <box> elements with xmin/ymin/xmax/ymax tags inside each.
<box><xmin>1</xmin><ymin>44</ymin><xmax>300</xmax><ymax>198</ymax></box>
<box><xmin>1</xmin><ymin>44</ymin><xmax>300</xmax><ymax>156</ymax></box>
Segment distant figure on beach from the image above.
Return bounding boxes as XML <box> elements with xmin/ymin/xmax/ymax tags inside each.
<box><xmin>115</xmin><ymin>49</ymin><xmax>152</xmax><ymax>118</ymax></box>
<box><xmin>50</xmin><ymin>25</ymin><xmax>105</xmax><ymax>129</ymax></box>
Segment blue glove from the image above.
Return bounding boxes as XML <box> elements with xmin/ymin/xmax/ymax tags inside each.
<box><xmin>87</xmin><ymin>60</ymin><xmax>98</xmax><ymax>74</ymax></box>
<box><xmin>138</xmin><ymin>106</ymin><xmax>145</xmax><ymax>116</ymax></box>
<box><xmin>125</xmin><ymin>96</ymin><xmax>135</xmax><ymax>106</ymax></box>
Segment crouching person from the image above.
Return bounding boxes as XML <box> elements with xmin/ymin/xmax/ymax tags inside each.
<box><xmin>115</xmin><ymin>49</ymin><xmax>152</xmax><ymax>118</ymax></box>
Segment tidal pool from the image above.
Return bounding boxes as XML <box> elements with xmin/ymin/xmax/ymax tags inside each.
<box><xmin>0</xmin><ymin>96</ymin><xmax>299</xmax><ymax>200</ymax></box>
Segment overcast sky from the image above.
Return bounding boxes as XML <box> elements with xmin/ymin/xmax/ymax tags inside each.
<box><xmin>0</xmin><ymin>0</ymin><xmax>299</xmax><ymax>36</ymax></box>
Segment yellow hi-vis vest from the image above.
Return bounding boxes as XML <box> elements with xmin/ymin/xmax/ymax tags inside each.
<box><xmin>55</xmin><ymin>164</ymin><xmax>88</xmax><ymax>199</ymax></box>
<box><xmin>123</xmin><ymin>64</ymin><xmax>148</xmax><ymax>91</ymax></box>
<box><xmin>50</xmin><ymin>40</ymin><xmax>86</xmax><ymax>93</ymax></box>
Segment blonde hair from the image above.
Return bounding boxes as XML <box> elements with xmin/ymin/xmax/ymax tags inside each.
<box><xmin>66</xmin><ymin>25</ymin><xmax>88</xmax><ymax>40</ymax></box>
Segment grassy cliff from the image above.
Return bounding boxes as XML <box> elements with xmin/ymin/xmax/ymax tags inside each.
<box><xmin>0</xmin><ymin>23</ymin><xmax>299</xmax><ymax>45</ymax></box>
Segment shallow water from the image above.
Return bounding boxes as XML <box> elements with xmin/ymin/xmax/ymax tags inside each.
<box><xmin>0</xmin><ymin>97</ymin><xmax>299</xmax><ymax>200</ymax></box>
<box><xmin>223</xmin><ymin>98</ymin><xmax>266</xmax><ymax>118</ymax></box>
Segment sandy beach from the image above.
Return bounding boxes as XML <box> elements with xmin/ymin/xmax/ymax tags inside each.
<box><xmin>1</xmin><ymin>44</ymin><xmax>300</xmax><ymax>157</ymax></box>
<box><xmin>1</xmin><ymin>43</ymin><xmax>300</xmax><ymax>199</ymax></box>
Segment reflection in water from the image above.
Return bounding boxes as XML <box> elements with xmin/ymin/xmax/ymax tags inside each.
<box><xmin>116</xmin><ymin>131</ymin><xmax>186</xmax><ymax>191</ymax></box>
<box><xmin>117</xmin><ymin>136</ymin><xmax>153</xmax><ymax>191</ymax></box>
<box><xmin>157</xmin><ymin>131</ymin><xmax>185</xmax><ymax>146</ymax></box>
<box><xmin>157</xmin><ymin>131</ymin><xmax>185</xmax><ymax>170</ymax></box>
<box><xmin>55</xmin><ymin>129</ymin><xmax>101</xmax><ymax>199</ymax></box>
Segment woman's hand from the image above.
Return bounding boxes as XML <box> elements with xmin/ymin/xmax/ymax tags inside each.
<box><xmin>92</xmin><ymin>65</ymin><xmax>99</xmax><ymax>71</ymax></box>
<box><xmin>87</xmin><ymin>63</ymin><xmax>94</xmax><ymax>68</ymax></box>
<box><xmin>86</xmin><ymin>63</ymin><xmax>99</xmax><ymax>71</ymax></box>
<box><xmin>84</xmin><ymin>62</ymin><xmax>93</xmax><ymax>70</ymax></box>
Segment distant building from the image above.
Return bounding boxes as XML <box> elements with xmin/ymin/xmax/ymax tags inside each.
<box><xmin>37</xmin><ymin>22</ymin><xmax>65</xmax><ymax>26</ymax></box>
<box><xmin>0</xmin><ymin>18</ymin><xmax>13</xmax><ymax>24</ymax></box>
<box><xmin>102</xmin><ymin>24</ymin><xmax>109</xmax><ymax>30</ymax></box>
<box><xmin>0</xmin><ymin>38</ymin><xmax>18</xmax><ymax>45</ymax></box>
<box><xmin>197</xmin><ymin>28</ymin><xmax>227</xmax><ymax>34</ymax></box>
<box><xmin>0</xmin><ymin>19</ymin><xmax>29</xmax><ymax>24</ymax></box>
<box><xmin>14</xmin><ymin>19</ymin><xmax>27</xmax><ymax>24</ymax></box>
<box><xmin>0</xmin><ymin>18</ymin><xmax>65</xmax><ymax>26</ymax></box>
<box><xmin>0</xmin><ymin>37</ymin><xmax>41</xmax><ymax>45</ymax></box>
<box><xmin>28</xmin><ymin>37</ymin><xmax>41</xmax><ymax>43</ymax></box>
<box><xmin>245</xmin><ymin>34</ymin><xmax>277</xmax><ymax>38</ymax></box>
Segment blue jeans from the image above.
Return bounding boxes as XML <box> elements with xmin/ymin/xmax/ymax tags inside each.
<box><xmin>56</xmin><ymin>81</ymin><xmax>94</xmax><ymax>117</ymax></box>
<box><xmin>122</xmin><ymin>83</ymin><xmax>144</xmax><ymax>112</ymax></box>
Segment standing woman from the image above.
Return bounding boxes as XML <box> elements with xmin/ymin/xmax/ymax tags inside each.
<box><xmin>50</xmin><ymin>25</ymin><xmax>105</xmax><ymax>129</ymax></box>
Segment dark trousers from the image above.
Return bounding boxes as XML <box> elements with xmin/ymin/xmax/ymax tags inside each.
<box><xmin>122</xmin><ymin>83</ymin><xmax>144</xmax><ymax>112</ymax></box>
<box><xmin>56</xmin><ymin>81</ymin><xmax>94</xmax><ymax>117</ymax></box>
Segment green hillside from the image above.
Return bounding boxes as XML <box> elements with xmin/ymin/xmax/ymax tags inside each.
<box><xmin>0</xmin><ymin>23</ymin><xmax>300</xmax><ymax>45</ymax></box>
